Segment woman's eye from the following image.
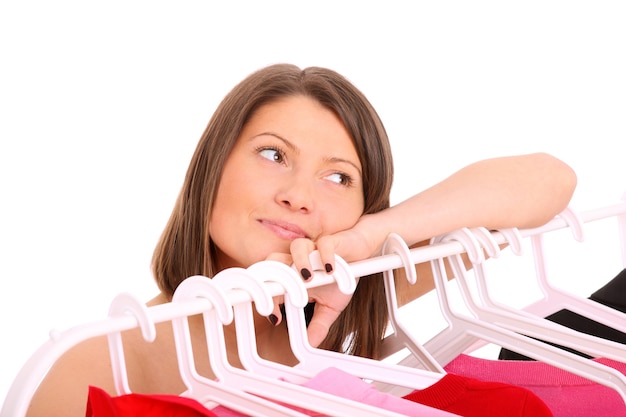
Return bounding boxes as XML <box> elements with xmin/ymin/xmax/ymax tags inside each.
<box><xmin>325</xmin><ymin>172</ymin><xmax>353</xmax><ymax>186</ymax></box>
<box><xmin>259</xmin><ymin>148</ymin><xmax>284</xmax><ymax>163</ymax></box>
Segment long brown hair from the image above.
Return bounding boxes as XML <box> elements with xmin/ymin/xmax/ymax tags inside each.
<box><xmin>152</xmin><ymin>63</ymin><xmax>394</xmax><ymax>359</ymax></box>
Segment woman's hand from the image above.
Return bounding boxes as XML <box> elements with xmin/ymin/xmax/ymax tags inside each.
<box><xmin>264</xmin><ymin>228</ymin><xmax>377</xmax><ymax>347</ymax></box>
<box><xmin>264</xmin><ymin>248</ymin><xmax>355</xmax><ymax>348</ymax></box>
<box><xmin>290</xmin><ymin>215</ymin><xmax>381</xmax><ymax>276</ymax></box>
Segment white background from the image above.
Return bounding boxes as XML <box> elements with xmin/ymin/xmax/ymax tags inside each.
<box><xmin>1</xmin><ymin>0</ymin><xmax>625</xmax><ymax>406</ymax></box>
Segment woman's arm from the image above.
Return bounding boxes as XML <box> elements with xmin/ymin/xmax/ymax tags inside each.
<box><xmin>353</xmin><ymin>152</ymin><xmax>577</xmax><ymax>257</ymax></box>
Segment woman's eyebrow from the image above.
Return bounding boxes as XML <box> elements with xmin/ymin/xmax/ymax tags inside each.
<box><xmin>250</xmin><ymin>132</ymin><xmax>299</xmax><ymax>154</ymax></box>
<box><xmin>325</xmin><ymin>156</ymin><xmax>362</xmax><ymax>177</ymax></box>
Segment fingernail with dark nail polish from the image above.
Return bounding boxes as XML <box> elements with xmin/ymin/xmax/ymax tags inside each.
<box><xmin>300</xmin><ymin>268</ymin><xmax>311</xmax><ymax>280</ymax></box>
<box><xmin>325</xmin><ymin>263</ymin><xmax>333</xmax><ymax>273</ymax></box>
<box><xmin>268</xmin><ymin>314</ymin><xmax>278</xmax><ymax>326</ymax></box>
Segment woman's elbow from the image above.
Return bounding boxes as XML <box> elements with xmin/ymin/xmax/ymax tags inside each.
<box><xmin>547</xmin><ymin>152</ymin><xmax>578</xmax><ymax>209</ymax></box>
<box><xmin>532</xmin><ymin>152</ymin><xmax>578</xmax><ymax>225</ymax></box>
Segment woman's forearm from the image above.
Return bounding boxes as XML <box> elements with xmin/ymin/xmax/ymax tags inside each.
<box><xmin>359</xmin><ymin>152</ymin><xmax>577</xmax><ymax>250</ymax></box>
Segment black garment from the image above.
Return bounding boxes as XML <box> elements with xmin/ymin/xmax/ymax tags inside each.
<box><xmin>498</xmin><ymin>268</ymin><xmax>626</xmax><ymax>360</ymax></box>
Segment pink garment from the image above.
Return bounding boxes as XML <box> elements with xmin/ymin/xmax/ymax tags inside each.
<box><xmin>303</xmin><ymin>367</ymin><xmax>458</xmax><ymax>417</ymax></box>
<box><xmin>211</xmin><ymin>367</ymin><xmax>458</xmax><ymax>416</ymax></box>
<box><xmin>444</xmin><ymin>354</ymin><xmax>626</xmax><ymax>417</ymax></box>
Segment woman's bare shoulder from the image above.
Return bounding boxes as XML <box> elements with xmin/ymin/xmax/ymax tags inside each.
<box><xmin>25</xmin><ymin>294</ymin><xmax>188</xmax><ymax>417</ymax></box>
<box><xmin>26</xmin><ymin>335</ymin><xmax>115</xmax><ymax>417</ymax></box>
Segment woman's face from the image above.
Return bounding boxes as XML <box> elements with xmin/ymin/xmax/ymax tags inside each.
<box><xmin>210</xmin><ymin>95</ymin><xmax>365</xmax><ymax>270</ymax></box>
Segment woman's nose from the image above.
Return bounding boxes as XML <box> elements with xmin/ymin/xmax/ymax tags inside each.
<box><xmin>275</xmin><ymin>175</ymin><xmax>314</xmax><ymax>213</ymax></box>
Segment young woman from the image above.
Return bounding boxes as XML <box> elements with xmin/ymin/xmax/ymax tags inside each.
<box><xmin>26</xmin><ymin>63</ymin><xmax>577</xmax><ymax>417</ymax></box>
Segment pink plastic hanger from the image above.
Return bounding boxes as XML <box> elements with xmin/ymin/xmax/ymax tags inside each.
<box><xmin>233</xmin><ymin>255</ymin><xmax>448</xmax><ymax>401</ymax></box>
<box><xmin>172</xmin><ymin>271</ymin><xmax>417</xmax><ymax>417</ymax></box>
<box><xmin>231</xmin><ymin>260</ymin><xmax>311</xmax><ymax>383</ymax></box>
<box><xmin>171</xmin><ymin>274</ymin><xmax>307</xmax><ymax>417</ymax></box>
<box><xmin>521</xmin><ymin>207</ymin><xmax>626</xmax><ymax>333</ymax></box>
<box><xmin>275</xmin><ymin>250</ymin><xmax>445</xmax><ymax>391</ymax></box>
<box><xmin>380</xmin><ymin>233</ymin><xmax>446</xmax><ymax>372</ymax></box>
<box><xmin>424</xmin><ymin>228</ymin><xmax>626</xmax><ymax>403</ymax></box>
<box><xmin>448</xmin><ymin>227</ymin><xmax>626</xmax><ymax>362</ymax></box>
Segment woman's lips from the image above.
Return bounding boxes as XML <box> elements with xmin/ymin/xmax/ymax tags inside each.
<box><xmin>259</xmin><ymin>219</ymin><xmax>308</xmax><ymax>241</ymax></box>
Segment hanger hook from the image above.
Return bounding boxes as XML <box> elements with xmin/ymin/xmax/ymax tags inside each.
<box><xmin>212</xmin><ymin>268</ymin><xmax>274</xmax><ymax>316</ymax></box>
<box><xmin>248</xmin><ymin>260</ymin><xmax>308</xmax><ymax>308</ymax></box>
<box><xmin>108</xmin><ymin>292</ymin><xmax>156</xmax><ymax>343</ymax></box>
<box><xmin>559</xmin><ymin>206</ymin><xmax>585</xmax><ymax>242</ymax></box>
<box><xmin>173</xmin><ymin>275</ymin><xmax>234</xmax><ymax>325</ymax></box>
<box><xmin>382</xmin><ymin>233</ymin><xmax>416</xmax><ymax>284</ymax></box>
<box><xmin>330</xmin><ymin>253</ymin><xmax>357</xmax><ymax>295</ymax></box>
<box><xmin>305</xmin><ymin>250</ymin><xmax>357</xmax><ymax>295</ymax></box>
<box><xmin>497</xmin><ymin>227</ymin><xmax>524</xmax><ymax>256</ymax></box>
<box><xmin>470</xmin><ymin>227</ymin><xmax>501</xmax><ymax>259</ymax></box>
<box><xmin>434</xmin><ymin>228</ymin><xmax>484</xmax><ymax>264</ymax></box>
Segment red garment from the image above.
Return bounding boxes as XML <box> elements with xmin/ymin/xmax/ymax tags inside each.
<box><xmin>85</xmin><ymin>386</ymin><xmax>219</xmax><ymax>417</ymax></box>
<box><xmin>403</xmin><ymin>373</ymin><xmax>554</xmax><ymax>417</ymax></box>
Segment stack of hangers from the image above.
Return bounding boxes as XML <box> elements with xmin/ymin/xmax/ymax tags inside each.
<box><xmin>2</xmin><ymin>194</ymin><xmax>626</xmax><ymax>417</ymax></box>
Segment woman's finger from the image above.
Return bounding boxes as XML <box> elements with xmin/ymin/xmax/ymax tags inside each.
<box><xmin>289</xmin><ymin>238</ymin><xmax>316</xmax><ymax>281</ymax></box>
<box><xmin>263</xmin><ymin>252</ymin><xmax>293</xmax><ymax>326</ymax></box>
<box><xmin>306</xmin><ymin>303</ymin><xmax>343</xmax><ymax>348</ymax></box>
<box><xmin>267</xmin><ymin>295</ymin><xmax>284</xmax><ymax>326</ymax></box>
